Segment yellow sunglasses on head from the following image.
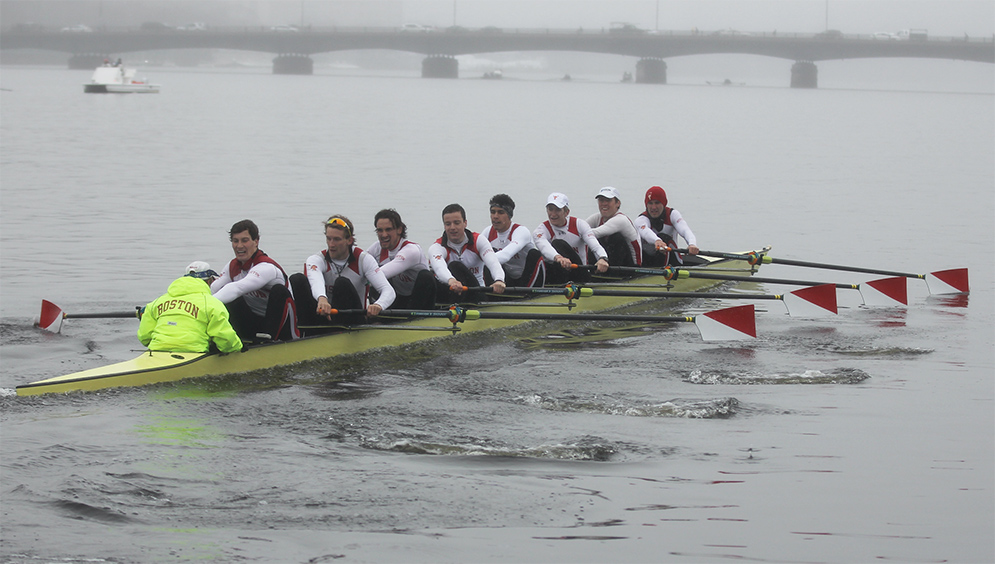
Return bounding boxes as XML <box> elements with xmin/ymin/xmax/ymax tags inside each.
<box><xmin>325</xmin><ymin>217</ymin><xmax>352</xmax><ymax>237</ymax></box>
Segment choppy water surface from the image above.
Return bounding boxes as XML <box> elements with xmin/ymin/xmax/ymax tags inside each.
<box><xmin>1</xmin><ymin>64</ymin><xmax>992</xmax><ymax>563</ymax></box>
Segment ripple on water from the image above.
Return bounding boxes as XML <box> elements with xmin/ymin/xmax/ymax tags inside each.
<box><xmin>515</xmin><ymin>394</ymin><xmax>740</xmax><ymax>419</ymax></box>
<box><xmin>684</xmin><ymin>367</ymin><xmax>871</xmax><ymax>385</ymax></box>
<box><xmin>360</xmin><ymin>436</ymin><xmax>619</xmax><ymax>461</ymax></box>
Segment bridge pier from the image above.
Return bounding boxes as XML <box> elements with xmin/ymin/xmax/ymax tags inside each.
<box><xmin>68</xmin><ymin>54</ymin><xmax>107</xmax><ymax>70</ymax></box>
<box><xmin>422</xmin><ymin>55</ymin><xmax>459</xmax><ymax>79</ymax></box>
<box><xmin>273</xmin><ymin>54</ymin><xmax>313</xmax><ymax>75</ymax></box>
<box><xmin>790</xmin><ymin>61</ymin><xmax>818</xmax><ymax>88</ymax></box>
<box><xmin>635</xmin><ymin>58</ymin><xmax>667</xmax><ymax>84</ymax></box>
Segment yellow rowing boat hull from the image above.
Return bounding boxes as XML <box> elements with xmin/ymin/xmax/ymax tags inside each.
<box><xmin>17</xmin><ymin>255</ymin><xmax>763</xmax><ymax>396</ymax></box>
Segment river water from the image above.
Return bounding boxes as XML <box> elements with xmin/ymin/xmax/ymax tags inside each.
<box><xmin>1</xmin><ymin>59</ymin><xmax>993</xmax><ymax>563</ymax></box>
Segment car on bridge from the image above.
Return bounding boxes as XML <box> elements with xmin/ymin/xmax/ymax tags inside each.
<box><xmin>815</xmin><ymin>29</ymin><xmax>843</xmax><ymax>39</ymax></box>
<box><xmin>872</xmin><ymin>32</ymin><xmax>900</xmax><ymax>40</ymax></box>
<box><xmin>60</xmin><ymin>24</ymin><xmax>92</xmax><ymax>33</ymax></box>
<box><xmin>609</xmin><ymin>22</ymin><xmax>647</xmax><ymax>34</ymax></box>
<box><xmin>401</xmin><ymin>23</ymin><xmax>432</xmax><ymax>32</ymax></box>
<box><xmin>713</xmin><ymin>29</ymin><xmax>751</xmax><ymax>37</ymax></box>
<box><xmin>270</xmin><ymin>25</ymin><xmax>300</xmax><ymax>32</ymax></box>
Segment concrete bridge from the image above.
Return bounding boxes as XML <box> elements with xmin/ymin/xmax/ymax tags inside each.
<box><xmin>3</xmin><ymin>26</ymin><xmax>992</xmax><ymax>87</ymax></box>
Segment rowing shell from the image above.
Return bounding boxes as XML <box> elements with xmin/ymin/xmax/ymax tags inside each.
<box><xmin>16</xmin><ymin>249</ymin><xmax>768</xmax><ymax>396</ymax></box>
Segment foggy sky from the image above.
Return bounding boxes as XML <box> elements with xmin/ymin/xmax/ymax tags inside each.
<box><xmin>2</xmin><ymin>0</ymin><xmax>993</xmax><ymax>37</ymax></box>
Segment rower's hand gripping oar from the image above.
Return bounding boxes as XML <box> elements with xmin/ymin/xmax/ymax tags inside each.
<box><xmin>36</xmin><ymin>300</ymin><xmax>142</xmax><ymax>333</ymax></box>
<box><xmin>672</xmin><ymin>248</ymin><xmax>970</xmax><ymax>296</ymax></box>
<box><xmin>331</xmin><ymin>304</ymin><xmax>757</xmax><ymax>341</ymax></box>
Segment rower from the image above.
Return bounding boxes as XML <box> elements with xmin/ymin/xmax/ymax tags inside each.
<box><xmin>365</xmin><ymin>208</ymin><xmax>436</xmax><ymax>310</ymax></box>
<box><xmin>634</xmin><ymin>185</ymin><xmax>705</xmax><ymax>267</ymax></box>
<box><xmin>480</xmin><ymin>194</ymin><xmax>545</xmax><ymax>288</ymax></box>
<box><xmin>138</xmin><ymin>261</ymin><xmax>242</xmax><ymax>354</ymax></box>
<box><xmin>288</xmin><ymin>215</ymin><xmax>396</xmax><ymax>330</ymax></box>
<box><xmin>428</xmin><ymin>203</ymin><xmax>506</xmax><ymax>302</ymax></box>
<box><xmin>585</xmin><ymin>186</ymin><xmax>642</xmax><ymax>267</ymax></box>
<box><xmin>532</xmin><ymin>192</ymin><xmax>609</xmax><ymax>285</ymax></box>
<box><xmin>211</xmin><ymin>219</ymin><xmax>299</xmax><ymax>342</ymax></box>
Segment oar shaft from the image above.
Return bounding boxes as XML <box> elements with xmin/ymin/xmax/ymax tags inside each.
<box><xmin>333</xmin><ymin>308</ymin><xmax>456</xmax><ymax>319</ymax></box>
<box><xmin>679</xmin><ymin>249</ymin><xmax>923</xmax><ymax>279</ymax></box>
<box><xmin>66</xmin><ymin>311</ymin><xmax>138</xmax><ymax>319</ymax></box>
<box><xmin>585</xmin><ymin>289</ymin><xmax>781</xmax><ymax>300</ymax></box>
<box><xmin>686</xmin><ymin>271</ymin><xmax>858</xmax><ymax>289</ymax></box>
<box><xmin>472</xmin><ymin>311</ymin><xmax>692</xmax><ymax>323</ymax></box>
<box><xmin>766</xmin><ymin>257</ymin><xmax>923</xmax><ymax>279</ymax></box>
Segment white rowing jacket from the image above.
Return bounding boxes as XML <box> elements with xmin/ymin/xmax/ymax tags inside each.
<box><xmin>365</xmin><ymin>238</ymin><xmax>429</xmax><ymax>297</ymax></box>
<box><xmin>480</xmin><ymin>223</ymin><xmax>536</xmax><ymax>279</ymax></box>
<box><xmin>533</xmin><ymin>216</ymin><xmax>607</xmax><ymax>265</ymax></box>
<box><xmin>303</xmin><ymin>248</ymin><xmax>396</xmax><ymax>310</ymax></box>
<box><xmin>428</xmin><ymin>231</ymin><xmax>504</xmax><ymax>286</ymax></box>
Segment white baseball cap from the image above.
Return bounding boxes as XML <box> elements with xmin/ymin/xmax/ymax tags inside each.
<box><xmin>596</xmin><ymin>186</ymin><xmax>621</xmax><ymax>200</ymax></box>
<box><xmin>185</xmin><ymin>261</ymin><xmax>219</xmax><ymax>279</ymax></box>
<box><xmin>546</xmin><ymin>192</ymin><xmax>569</xmax><ymax>209</ymax></box>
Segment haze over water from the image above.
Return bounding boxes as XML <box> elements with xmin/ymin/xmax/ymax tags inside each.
<box><xmin>0</xmin><ymin>56</ymin><xmax>992</xmax><ymax>562</ymax></box>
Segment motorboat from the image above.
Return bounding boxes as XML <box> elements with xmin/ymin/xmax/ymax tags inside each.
<box><xmin>84</xmin><ymin>62</ymin><xmax>159</xmax><ymax>93</ymax></box>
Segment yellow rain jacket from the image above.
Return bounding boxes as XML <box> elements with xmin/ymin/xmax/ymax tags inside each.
<box><xmin>138</xmin><ymin>276</ymin><xmax>242</xmax><ymax>353</ymax></box>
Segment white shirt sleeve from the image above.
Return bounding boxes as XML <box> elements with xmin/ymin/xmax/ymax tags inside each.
<box><xmin>670</xmin><ymin>209</ymin><xmax>697</xmax><ymax>247</ymax></box>
<box><xmin>210</xmin><ymin>267</ymin><xmax>232</xmax><ymax>294</ymax></box>
<box><xmin>533</xmin><ymin>224</ymin><xmax>557</xmax><ymax>261</ymax></box>
<box><xmin>427</xmin><ymin>241</ymin><xmax>454</xmax><ymax>283</ymax></box>
<box><xmin>212</xmin><ymin>262</ymin><xmax>282</xmax><ymax>304</ymax></box>
<box><xmin>634</xmin><ymin>214</ymin><xmax>663</xmax><ymax>246</ymax></box>
<box><xmin>590</xmin><ymin>213</ymin><xmax>630</xmax><ymax>239</ymax></box>
<box><xmin>360</xmin><ymin>252</ymin><xmax>396</xmax><ymax>309</ymax></box>
<box><xmin>303</xmin><ymin>253</ymin><xmax>327</xmax><ymax>302</ymax></box>
<box><xmin>380</xmin><ymin>242</ymin><xmax>426</xmax><ymax>280</ymax></box>
<box><xmin>476</xmin><ymin>237</ymin><xmax>505</xmax><ymax>283</ymax></box>
<box><xmin>578</xmin><ymin>220</ymin><xmax>608</xmax><ymax>261</ymax></box>
<box><xmin>492</xmin><ymin>225</ymin><xmax>533</xmax><ymax>265</ymax></box>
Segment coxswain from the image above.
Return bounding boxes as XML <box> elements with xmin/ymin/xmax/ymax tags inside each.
<box><xmin>138</xmin><ymin>262</ymin><xmax>242</xmax><ymax>353</ymax></box>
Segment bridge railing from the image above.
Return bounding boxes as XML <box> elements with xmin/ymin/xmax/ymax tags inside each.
<box><xmin>6</xmin><ymin>24</ymin><xmax>993</xmax><ymax>43</ymax></box>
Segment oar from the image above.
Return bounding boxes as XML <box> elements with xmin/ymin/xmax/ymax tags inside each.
<box><xmin>37</xmin><ymin>300</ymin><xmax>141</xmax><ymax>333</ymax></box>
<box><xmin>499</xmin><ymin>286</ymin><xmax>836</xmax><ymax>318</ymax></box>
<box><xmin>330</xmin><ymin>305</ymin><xmax>756</xmax><ymax>341</ymax></box>
<box><xmin>583</xmin><ymin>265</ymin><xmax>909</xmax><ymax>307</ymax></box>
<box><xmin>673</xmin><ymin>248</ymin><xmax>970</xmax><ymax>295</ymax></box>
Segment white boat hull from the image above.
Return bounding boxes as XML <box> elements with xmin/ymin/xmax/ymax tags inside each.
<box><xmin>84</xmin><ymin>83</ymin><xmax>160</xmax><ymax>94</ymax></box>
<box><xmin>83</xmin><ymin>65</ymin><xmax>159</xmax><ymax>94</ymax></box>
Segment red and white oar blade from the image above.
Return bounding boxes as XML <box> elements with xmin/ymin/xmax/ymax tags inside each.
<box><xmin>694</xmin><ymin>304</ymin><xmax>756</xmax><ymax>341</ymax></box>
<box><xmin>859</xmin><ymin>277</ymin><xmax>908</xmax><ymax>306</ymax></box>
<box><xmin>782</xmin><ymin>284</ymin><xmax>838</xmax><ymax>317</ymax></box>
<box><xmin>925</xmin><ymin>268</ymin><xmax>969</xmax><ymax>295</ymax></box>
<box><xmin>37</xmin><ymin>300</ymin><xmax>65</xmax><ymax>333</ymax></box>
